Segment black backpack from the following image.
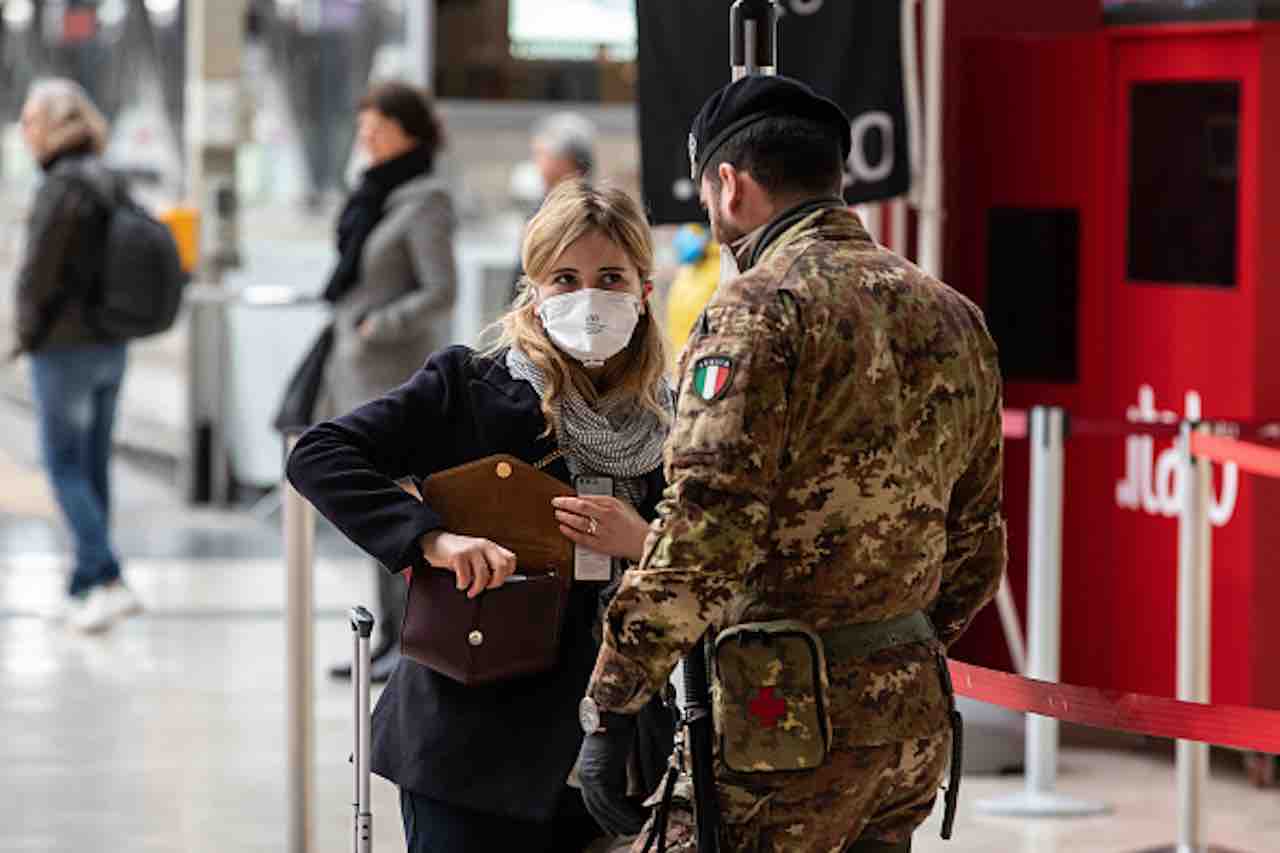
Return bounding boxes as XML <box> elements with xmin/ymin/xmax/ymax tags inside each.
<box><xmin>74</xmin><ymin>177</ymin><xmax>187</xmax><ymax>341</ymax></box>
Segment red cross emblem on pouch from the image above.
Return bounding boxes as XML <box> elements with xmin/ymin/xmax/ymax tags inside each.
<box><xmin>747</xmin><ymin>687</ymin><xmax>787</xmax><ymax>729</ymax></box>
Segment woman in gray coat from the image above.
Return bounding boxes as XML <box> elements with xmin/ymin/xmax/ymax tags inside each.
<box><xmin>322</xmin><ymin>81</ymin><xmax>457</xmax><ymax>681</ymax></box>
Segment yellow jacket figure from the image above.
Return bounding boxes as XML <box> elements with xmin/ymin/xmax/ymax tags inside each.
<box><xmin>666</xmin><ymin>225</ymin><xmax>720</xmax><ymax>366</ymax></box>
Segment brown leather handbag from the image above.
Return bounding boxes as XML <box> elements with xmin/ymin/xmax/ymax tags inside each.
<box><xmin>400</xmin><ymin>453</ymin><xmax>575</xmax><ymax>685</ymax></box>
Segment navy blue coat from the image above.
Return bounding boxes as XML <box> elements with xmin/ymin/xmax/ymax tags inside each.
<box><xmin>286</xmin><ymin>345</ymin><xmax>669</xmax><ymax>821</ymax></box>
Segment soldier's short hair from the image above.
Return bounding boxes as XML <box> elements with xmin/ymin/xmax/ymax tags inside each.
<box><xmin>703</xmin><ymin>115</ymin><xmax>846</xmax><ymax>200</ymax></box>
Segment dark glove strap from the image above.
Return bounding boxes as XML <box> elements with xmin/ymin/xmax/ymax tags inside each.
<box><xmin>936</xmin><ymin>653</ymin><xmax>963</xmax><ymax>841</ymax></box>
<box><xmin>640</xmin><ymin>760</ymin><xmax>680</xmax><ymax>853</ymax></box>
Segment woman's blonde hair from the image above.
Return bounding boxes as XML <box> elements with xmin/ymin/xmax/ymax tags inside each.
<box><xmin>24</xmin><ymin>78</ymin><xmax>109</xmax><ymax>160</ymax></box>
<box><xmin>486</xmin><ymin>180</ymin><xmax>668</xmax><ymax>435</ymax></box>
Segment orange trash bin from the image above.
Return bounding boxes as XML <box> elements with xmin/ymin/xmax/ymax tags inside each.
<box><xmin>158</xmin><ymin>206</ymin><xmax>200</xmax><ymax>274</ymax></box>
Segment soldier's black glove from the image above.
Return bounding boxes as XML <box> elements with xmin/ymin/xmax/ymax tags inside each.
<box><xmin>578</xmin><ymin>712</ymin><xmax>648</xmax><ymax>837</ymax></box>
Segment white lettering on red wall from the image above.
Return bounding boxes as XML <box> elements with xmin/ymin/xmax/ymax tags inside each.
<box><xmin>1114</xmin><ymin>385</ymin><xmax>1239</xmax><ymax>527</ymax></box>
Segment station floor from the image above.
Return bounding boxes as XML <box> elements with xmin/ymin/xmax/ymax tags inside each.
<box><xmin>1</xmin><ymin>408</ymin><xmax>1278</xmax><ymax>852</ymax></box>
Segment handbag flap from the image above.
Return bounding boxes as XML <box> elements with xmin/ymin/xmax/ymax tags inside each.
<box><xmin>402</xmin><ymin>568</ymin><xmax>567</xmax><ymax>685</ymax></box>
<box><xmin>421</xmin><ymin>454</ymin><xmax>574</xmax><ymax>584</ymax></box>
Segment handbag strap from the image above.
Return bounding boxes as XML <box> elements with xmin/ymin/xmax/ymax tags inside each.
<box><xmin>534</xmin><ymin>449</ymin><xmax>564</xmax><ymax>471</ymax></box>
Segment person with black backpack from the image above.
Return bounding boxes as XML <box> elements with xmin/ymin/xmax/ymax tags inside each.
<box><xmin>12</xmin><ymin>78</ymin><xmax>153</xmax><ymax>633</ymax></box>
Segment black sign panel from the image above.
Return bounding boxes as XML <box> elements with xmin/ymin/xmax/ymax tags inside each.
<box><xmin>1104</xmin><ymin>0</ymin><xmax>1280</xmax><ymax>23</ymax></box>
<box><xmin>636</xmin><ymin>0</ymin><xmax>909</xmax><ymax>224</ymax></box>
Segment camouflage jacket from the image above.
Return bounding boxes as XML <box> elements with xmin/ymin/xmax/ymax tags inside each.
<box><xmin>587</xmin><ymin>205</ymin><xmax>1006</xmax><ymax>747</ymax></box>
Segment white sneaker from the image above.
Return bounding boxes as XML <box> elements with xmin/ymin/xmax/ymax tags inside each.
<box><xmin>103</xmin><ymin>582</ymin><xmax>144</xmax><ymax>621</ymax></box>
<box><xmin>67</xmin><ymin>587</ymin><xmax>118</xmax><ymax>634</ymax></box>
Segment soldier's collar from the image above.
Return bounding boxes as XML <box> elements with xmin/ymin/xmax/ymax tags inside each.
<box><xmin>729</xmin><ymin>223</ymin><xmax>769</xmax><ymax>273</ymax></box>
<box><xmin>740</xmin><ymin>197</ymin><xmax>847</xmax><ymax>272</ymax></box>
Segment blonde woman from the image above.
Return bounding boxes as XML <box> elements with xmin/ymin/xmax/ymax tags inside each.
<box><xmin>288</xmin><ymin>181</ymin><xmax>674</xmax><ymax>852</ymax></box>
<box><xmin>14</xmin><ymin>78</ymin><xmax>142</xmax><ymax>633</ymax></box>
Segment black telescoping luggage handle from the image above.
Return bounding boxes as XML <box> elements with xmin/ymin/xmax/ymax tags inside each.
<box><xmin>350</xmin><ymin>606</ymin><xmax>374</xmax><ymax>638</ymax></box>
<box><xmin>351</xmin><ymin>605</ymin><xmax>375</xmax><ymax>853</ymax></box>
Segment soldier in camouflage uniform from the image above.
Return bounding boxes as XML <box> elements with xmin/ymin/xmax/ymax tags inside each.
<box><xmin>576</xmin><ymin>75</ymin><xmax>1006</xmax><ymax>852</ymax></box>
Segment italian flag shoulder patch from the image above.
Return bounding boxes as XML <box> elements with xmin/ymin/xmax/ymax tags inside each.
<box><xmin>692</xmin><ymin>356</ymin><xmax>735</xmax><ymax>403</ymax></box>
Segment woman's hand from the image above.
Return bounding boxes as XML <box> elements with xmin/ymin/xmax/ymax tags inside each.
<box><xmin>419</xmin><ymin>532</ymin><xmax>517</xmax><ymax>599</ymax></box>
<box><xmin>552</xmin><ymin>496</ymin><xmax>651</xmax><ymax>562</ymax></box>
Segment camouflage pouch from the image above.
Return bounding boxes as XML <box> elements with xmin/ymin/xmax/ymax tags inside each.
<box><xmin>711</xmin><ymin>620</ymin><xmax>832</xmax><ymax>774</ymax></box>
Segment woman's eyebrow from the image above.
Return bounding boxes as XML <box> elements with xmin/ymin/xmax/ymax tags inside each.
<box><xmin>597</xmin><ymin>266</ymin><xmax>626</xmax><ymax>273</ymax></box>
<box><xmin>550</xmin><ymin>267</ymin><xmax>579</xmax><ymax>275</ymax></box>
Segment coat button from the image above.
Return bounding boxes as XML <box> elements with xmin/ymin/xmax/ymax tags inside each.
<box><xmin>468</xmin><ymin>630</ymin><xmax>484</xmax><ymax>647</ymax></box>
<box><xmin>496</xmin><ymin>462</ymin><xmax>512</xmax><ymax>479</ymax></box>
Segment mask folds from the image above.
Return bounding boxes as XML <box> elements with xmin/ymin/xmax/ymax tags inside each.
<box><xmin>538</xmin><ymin>290</ymin><xmax>642</xmax><ymax>368</ymax></box>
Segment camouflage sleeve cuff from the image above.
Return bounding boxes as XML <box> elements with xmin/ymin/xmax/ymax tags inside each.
<box><xmin>932</xmin><ymin>518</ymin><xmax>1007</xmax><ymax>648</ymax></box>
<box><xmin>586</xmin><ymin>644</ymin><xmax>656</xmax><ymax>715</ymax></box>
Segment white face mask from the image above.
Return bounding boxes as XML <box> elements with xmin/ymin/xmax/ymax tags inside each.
<box><xmin>538</xmin><ymin>289</ymin><xmax>642</xmax><ymax>368</ymax></box>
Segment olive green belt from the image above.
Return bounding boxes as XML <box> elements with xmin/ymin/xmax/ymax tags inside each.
<box><xmin>820</xmin><ymin>610</ymin><xmax>936</xmax><ymax>660</ymax></box>
<box><xmin>822</xmin><ymin>608</ymin><xmax>962</xmax><ymax>841</ymax></box>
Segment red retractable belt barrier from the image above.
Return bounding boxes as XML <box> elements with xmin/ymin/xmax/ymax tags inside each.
<box><xmin>1069</xmin><ymin>417</ymin><xmax>1181</xmax><ymax>439</ymax></box>
<box><xmin>1001</xmin><ymin>409</ymin><xmax>1185</xmax><ymax>441</ymax></box>
<box><xmin>1002</xmin><ymin>409</ymin><xmax>1028</xmax><ymax>440</ymax></box>
<box><xmin>970</xmin><ymin>416</ymin><xmax>1280</xmax><ymax>755</ymax></box>
<box><xmin>949</xmin><ymin>661</ymin><xmax>1280</xmax><ymax>755</ymax></box>
<box><xmin>1190</xmin><ymin>432</ymin><xmax>1280</xmax><ymax>479</ymax></box>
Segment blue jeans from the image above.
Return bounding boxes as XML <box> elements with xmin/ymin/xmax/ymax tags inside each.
<box><xmin>29</xmin><ymin>343</ymin><xmax>128</xmax><ymax>597</ymax></box>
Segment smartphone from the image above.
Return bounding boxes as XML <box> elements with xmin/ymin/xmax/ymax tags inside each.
<box><xmin>574</xmin><ymin>475</ymin><xmax>614</xmax><ymax>582</ymax></box>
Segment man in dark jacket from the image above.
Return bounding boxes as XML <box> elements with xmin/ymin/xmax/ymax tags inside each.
<box><xmin>14</xmin><ymin>78</ymin><xmax>142</xmax><ymax>633</ymax></box>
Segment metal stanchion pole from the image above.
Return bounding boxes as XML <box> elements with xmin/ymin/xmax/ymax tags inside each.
<box><xmin>994</xmin><ymin>574</ymin><xmax>1028</xmax><ymax>676</ymax></box>
<box><xmin>888</xmin><ymin>198</ymin><xmax>909</xmax><ymax>259</ymax></box>
<box><xmin>284</xmin><ymin>433</ymin><xmax>315</xmax><ymax>853</ymax></box>
<box><xmin>1180</xmin><ymin>422</ymin><xmax>1211</xmax><ymax>851</ymax></box>
<box><xmin>979</xmin><ymin>407</ymin><xmax>1109</xmax><ymax>817</ymax></box>
<box><xmin>917</xmin><ymin>0</ymin><xmax>946</xmax><ymax>278</ymax></box>
<box><xmin>1135</xmin><ymin>422</ymin><xmax>1241</xmax><ymax>853</ymax></box>
<box><xmin>858</xmin><ymin>203</ymin><xmax>885</xmax><ymax>246</ymax></box>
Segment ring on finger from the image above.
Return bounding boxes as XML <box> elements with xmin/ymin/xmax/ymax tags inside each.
<box><xmin>588</xmin><ymin>516</ymin><xmax>599</xmax><ymax>536</ymax></box>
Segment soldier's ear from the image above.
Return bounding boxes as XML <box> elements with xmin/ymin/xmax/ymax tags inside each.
<box><xmin>717</xmin><ymin>163</ymin><xmax>739</xmax><ymax>208</ymax></box>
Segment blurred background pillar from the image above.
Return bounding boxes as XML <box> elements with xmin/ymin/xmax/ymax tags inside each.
<box><xmin>405</xmin><ymin>0</ymin><xmax>437</xmax><ymax>90</ymax></box>
<box><xmin>184</xmin><ymin>0</ymin><xmax>247</xmax><ymax>504</ymax></box>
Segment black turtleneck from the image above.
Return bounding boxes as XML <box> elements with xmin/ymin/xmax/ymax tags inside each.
<box><xmin>743</xmin><ymin>196</ymin><xmax>847</xmax><ymax>271</ymax></box>
<box><xmin>323</xmin><ymin>144</ymin><xmax>435</xmax><ymax>304</ymax></box>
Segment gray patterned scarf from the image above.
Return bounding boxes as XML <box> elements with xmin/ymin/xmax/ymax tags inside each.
<box><xmin>506</xmin><ymin>346</ymin><xmax>672</xmax><ymax>506</ymax></box>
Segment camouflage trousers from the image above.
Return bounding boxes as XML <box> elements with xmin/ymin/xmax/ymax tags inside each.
<box><xmin>629</xmin><ymin>732</ymin><xmax>949</xmax><ymax>853</ymax></box>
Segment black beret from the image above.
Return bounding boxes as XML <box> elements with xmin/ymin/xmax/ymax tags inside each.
<box><xmin>688</xmin><ymin>74</ymin><xmax>853</xmax><ymax>182</ymax></box>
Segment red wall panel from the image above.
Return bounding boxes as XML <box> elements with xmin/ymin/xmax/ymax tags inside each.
<box><xmin>1250</xmin><ymin>28</ymin><xmax>1280</xmax><ymax>711</ymax></box>
<box><xmin>947</xmin><ymin>18</ymin><xmax>1280</xmax><ymax>710</ymax></box>
<box><xmin>1102</xmin><ymin>28</ymin><xmax>1260</xmax><ymax>704</ymax></box>
<box><xmin>947</xmin><ymin>33</ymin><xmax>1111</xmax><ymax>674</ymax></box>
